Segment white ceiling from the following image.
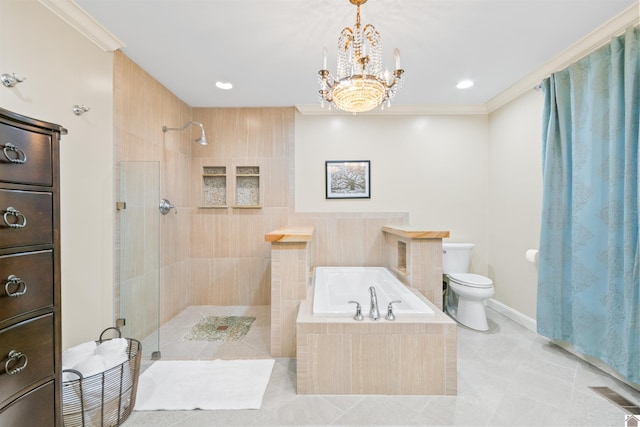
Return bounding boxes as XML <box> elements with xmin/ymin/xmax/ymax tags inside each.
<box><xmin>74</xmin><ymin>0</ymin><xmax>637</xmax><ymax>109</ymax></box>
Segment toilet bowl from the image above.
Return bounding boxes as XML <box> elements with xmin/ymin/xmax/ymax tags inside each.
<box><xmin>442</xmin><ymin>243</ymin><xmax>494</xmax><ymax>331</ymax></box>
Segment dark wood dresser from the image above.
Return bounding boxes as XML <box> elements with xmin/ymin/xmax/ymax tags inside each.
<box><xmin>0</xmin><ymin>107</ymin><xmax>66</xmax><ymax>426</ymax></box>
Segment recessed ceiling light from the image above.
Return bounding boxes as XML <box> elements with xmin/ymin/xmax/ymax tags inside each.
<box><xmin>215</xmin><ymin>81</ymin><xmax>233</xmax><ymax>90</ymax></box>
<box><xmin>456</xmin><ymin>80</ymin><xmax>474</xmax><ymax>89</ymax></box>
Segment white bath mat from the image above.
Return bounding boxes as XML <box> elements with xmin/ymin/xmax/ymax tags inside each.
<box><xmin>135</xmin><ymin>359</ymin><xmax>274</xmax><ymax>411</ymax></box>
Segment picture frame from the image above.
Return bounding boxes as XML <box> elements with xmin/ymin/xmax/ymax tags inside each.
<box><xmin>325</xmin><ymin>160</ymin><xmax>371</xmax><ymax>199</ymax></box>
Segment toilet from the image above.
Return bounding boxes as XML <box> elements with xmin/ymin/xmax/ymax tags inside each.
<box><xmin>442</xmin><ymin>242</ymin><xmax>494</xmax><ymax>331</ymax></box>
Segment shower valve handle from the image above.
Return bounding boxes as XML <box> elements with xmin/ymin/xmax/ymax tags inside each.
<box><xmin>159</xmin><ymin>198</ymin><xmax>177</xmax><ymax>215</ymax></box>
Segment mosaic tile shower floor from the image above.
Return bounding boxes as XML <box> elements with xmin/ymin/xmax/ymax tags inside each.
<box><xmin>130</xmin><ymin>306</ymin><xmax>640</xmax><ymax>426</ymax></box>
<box><xmin>183</xmin><ymin>316</ymin><xmax>256</xmax><ymax>342</ymax></box>
<box><xmin>140</xmin><ymin>305</ymin><xmax>270</xmax><ymax>361</ymax></box>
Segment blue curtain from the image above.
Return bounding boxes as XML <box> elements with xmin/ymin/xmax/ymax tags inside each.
<box><xmin>537</xmin><ymin>26</ymin><xmax>640</xmax><ymax>384</ymax></box>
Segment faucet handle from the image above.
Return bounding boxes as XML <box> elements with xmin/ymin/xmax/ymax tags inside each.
<box><xmin>348</xmin><ymin>301</ymin><xmax>364</xmax><ymax>321</ymax></box>
<box><xmin>385</xmin><ymin>300</ymin><xmax>402</xmax><ymax>321</ymax></box>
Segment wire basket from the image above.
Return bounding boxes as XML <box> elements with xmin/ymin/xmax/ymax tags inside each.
<box><xmin>62</xmin><ymin>327</ymin><xmax>141</xmax><ymax>427</ymax></box>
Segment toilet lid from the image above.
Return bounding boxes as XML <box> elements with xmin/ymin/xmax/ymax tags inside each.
<box><xmin>449</xmin><ymin>273</ymin><xmax>493</xmax><ymax>288</ymax></box>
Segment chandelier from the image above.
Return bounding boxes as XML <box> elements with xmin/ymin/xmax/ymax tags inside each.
<box><xmin>318</xmin><ymin>0</ymin><xmax>404</xmax><ymax>113</ymax></box>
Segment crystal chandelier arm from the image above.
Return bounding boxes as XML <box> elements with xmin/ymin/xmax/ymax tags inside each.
<box><xmin>380</xmin><ymin>68</ymin><xmax>405</xmax><ymax>89</ymax></box>
<box><xmin>362</xmin><ymin>24</ymin><xmax>379</xmax><ymax>46</ymax></box>
<box><xmin>339</xmin><ymin>28</ymin><xmax>354</xmax><ymax>50</ymax></box>
<box><xmin>318</xmin><ymin>72</ymin><xmax>338</xmax><ymax>90</ymax></box>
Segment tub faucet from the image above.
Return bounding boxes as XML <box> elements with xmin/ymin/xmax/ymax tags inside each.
<box><xmin>385</xmin><ymin>300</ymin><xmax>402</xmax><ymax>321</ymax></box>
<box><xmin>348</xmin><ymin>301</ymin><xmax>364</xmax><ymax>321</ymax></box>
<box><xmin>369</xmin><ymin>286</ymin><xmax>380</xmax><ymax>320</ymax></box>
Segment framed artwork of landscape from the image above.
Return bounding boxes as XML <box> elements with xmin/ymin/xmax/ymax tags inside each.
<box><xmin>325</xmin><ymin>160</ymin><xmax>370</xmax><ymax>199</ymax></box>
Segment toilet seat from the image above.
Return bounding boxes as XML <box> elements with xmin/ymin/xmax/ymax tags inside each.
<box><xmin>448</xmin><ymin>273</ymin><xmax>493</xmax><ymax>288</ymax></box>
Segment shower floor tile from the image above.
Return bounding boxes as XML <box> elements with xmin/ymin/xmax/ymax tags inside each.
<box><xmin>140</xmin><ymin>305</ymin><xmax>270</xmax><ymax>361</ymax></box>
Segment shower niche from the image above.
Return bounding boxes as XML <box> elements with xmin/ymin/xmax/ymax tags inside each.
<box><xmin>201</xmin><ymin>165</ymin><xmax>261</xmax><ymax>208</ymax></box>
<box><xmin>202</xmin><ymin>166</ymin><xmax>227</xmax><ymax>208</ymax></box>
<box><xmin>234</xmin><ymin>166</ymin><xmax>260</xmax><ymax>208</ymax></box>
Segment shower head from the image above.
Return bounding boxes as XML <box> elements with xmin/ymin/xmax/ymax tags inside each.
<box><xmin>195</xmin><ymin>127</ymin><xmax>208</xmax><ymax>145</ymax></box>
<box><xmin>162</xmin><ymin>121</ymin><xmax>209</xmax><ymax>145</ymax></box>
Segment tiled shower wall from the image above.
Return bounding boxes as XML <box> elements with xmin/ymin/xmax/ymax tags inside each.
<box><xmin>189</xmin><ymin>107</ymin><xmax>294</xmax><ymax>305</ymax></box>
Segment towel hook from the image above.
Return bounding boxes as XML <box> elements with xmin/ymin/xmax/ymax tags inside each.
<box><xmin>72</xmin><ymin>105</ymin><xmax>91</xmax><ymax>116</ymax></box>
<box><xmin>1</xmin><ymin>73</ymin><xmax>26</xmax><ymax>88</ymax></box>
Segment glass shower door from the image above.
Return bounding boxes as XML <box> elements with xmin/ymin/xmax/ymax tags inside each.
<box><xmin>118</xmin><ymin>161</ymin><xmax>161</xmax><ymax>359</ymax></box>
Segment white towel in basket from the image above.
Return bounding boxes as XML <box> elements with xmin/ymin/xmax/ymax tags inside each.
<box><xmin>73</xmin><ymin>355</ymin><xmax>107</xmax><ymax>378</ymax></box>
<box><xmin>97</xmin><ymin>338</ymin><xmax>129</xmax><ymax>370</ymax></box>
<box><xmin>63</xmin><ymin>338</ymin><xmax>128</xmax><ymax>378</ymax></box>
<box><xmin>63</xmin><ymin>338</ymin><xmax>133</xmax><ymax>427</ymax></box>
<box><xmin>62</xmin><ymin>341</ymin><xmax>97</xmax><ymax>371</ymax></box>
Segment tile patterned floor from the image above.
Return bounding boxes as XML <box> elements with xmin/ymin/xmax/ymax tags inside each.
<box><xmin>127</xmin><ymin>306</ymin><xmax>640</xmax><ymax>426</ymax></box>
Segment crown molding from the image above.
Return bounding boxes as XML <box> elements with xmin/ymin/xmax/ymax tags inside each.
<box><xmin>486</xmin><ymin>3</ymin><xmax>640</xmax><ymax>113</ymax></box>
<box><xmin>38</xmin><ymin>0</ymin><xmax>125</xmax><ymax>52</ymax></box>
<box><xmin>296</xmin><ymin>103</ymin><xmax>488</xmax><ymax>116</ymax></box>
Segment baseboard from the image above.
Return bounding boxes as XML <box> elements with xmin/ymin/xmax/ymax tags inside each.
<box><xmin>487</xmin><ymin>298</ymin><xmax>537</xmax><ymax>332</ymax></box>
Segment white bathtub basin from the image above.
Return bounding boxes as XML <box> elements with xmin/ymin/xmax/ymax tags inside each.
<box><xmin>312</xmin><ymin>266</ymin><xmax>434</xmax><ymax>317</ymax></box>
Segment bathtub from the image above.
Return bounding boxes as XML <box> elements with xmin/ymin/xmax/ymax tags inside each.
<box><xmin>312</xmin><ymin>266</ymin><xmax>434</xmax><ymax>317</ymax></box>
<box><xmin>299</xmin><ymin>266</ymin><xmax>456</xmax><ymax>395</ymax></box>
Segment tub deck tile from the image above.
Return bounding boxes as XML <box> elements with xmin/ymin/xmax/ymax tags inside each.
<box><xmin>296</xmin><ymin>295</ymin><xmax>457</xmax><ymax>395</ymax></box>
<box><xmin>352</xmin><ymin>334</ymin><xmax>402</xmax><ymax>394</ymax></box>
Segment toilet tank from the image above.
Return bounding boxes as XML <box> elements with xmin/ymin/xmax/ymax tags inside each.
<box><xmin>442</xmin><ymin>243</ymin><xmax>474</xmax><ymax>274</ymax></box>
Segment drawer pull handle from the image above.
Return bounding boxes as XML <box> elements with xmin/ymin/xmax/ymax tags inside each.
<box><xmin>5</xmin><ymin>350</ymin><xmax>28</xmax><ymax>375</ymax></box>
<box><xmin>3</xmin><ymin>207</ymin><xmax>27</xmax><ymax>228</ymax></box>
<box><xmin>2</xmin><ymin>143</ymin><xmax>28</xmax><ymax>164</ymax></box>
<box><xmin>5</xmin><ymin>275</ymin><xmax>27</xmax><ymax>297</ymax></box>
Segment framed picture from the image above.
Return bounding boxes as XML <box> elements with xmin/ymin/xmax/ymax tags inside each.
<box><xmin>325</xmin><ymin>160</ymin><xmax>370</xmax><ymax>199</ymax></box>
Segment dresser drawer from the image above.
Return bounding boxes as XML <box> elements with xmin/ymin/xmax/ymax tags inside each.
<box><xmin>0</xmin><ymin>122</ymin><xmax>53</xmax><ymax>187</ymax></box>
<box><xmin>0</xmin><ymin>381</ymin><xmax>54</xmax><ymax>427</ymax></box>
<box><xmin>0</xmin><ymin>314</ymin><xmax>54</xmax><ymax>405</ymax></box>
<box><xmin>0</xmin><ymin>251</ymin><xmax>54</xmax><ymax>325</ymax></box>
<box><xmin>0</xmin><ymin>189</ymin><xmax>53</xmax><ymax>249</ymax></box>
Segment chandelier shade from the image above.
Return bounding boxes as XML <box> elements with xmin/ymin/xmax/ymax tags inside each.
<box><xmin>332</xmin><ymin>75</ymin><xmax>386</xmax><ymax>113</ymax></box>
<box><xmin>318</xmin><ymin>0</ymin><xmax>404</xmax><ymax>113</ymax></box>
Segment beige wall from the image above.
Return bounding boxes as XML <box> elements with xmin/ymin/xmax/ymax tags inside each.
<box><xmin>488</xmin><ymin>90</ymin><xmax>544</xmax><ymax>319</ymax></box>
<box><xmin>294</xmin><ymin>113</ymin><xmax>491</xmax><ymax>275</ymax></box>
<box><xmin>0</xmin><ymin>0</ymin><xmax>114</xmax><ymax>349</ymax></box>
